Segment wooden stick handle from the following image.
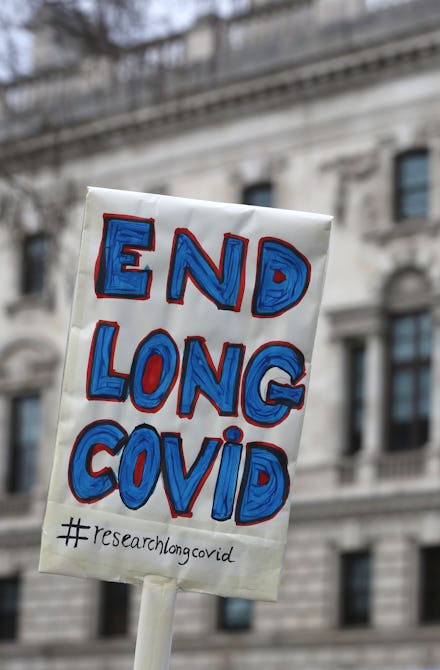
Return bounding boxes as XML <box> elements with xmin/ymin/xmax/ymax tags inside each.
<box><xmin>133</xmin><ymin>575</ymin><xmax>177</xmax><ymax>670</ymax></box>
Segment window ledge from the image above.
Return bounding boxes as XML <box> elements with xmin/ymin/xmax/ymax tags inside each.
<box><xmin>363</xmin><ymin>218</ymin><xmax>440</xmax><ymax>243</ymax></box>
<box><xmin>339</xmin><ymin>455</ymin><xmax>360</xmax><ymax>484</ymax></box>
<box><xmin>338</xmin><ymin>449</ymin><xmax>426</xmax><ymax>484</ymax></box>
<box><xmin>0</xmin><ymin>492</ymin><xmax>32</xmax><ymax>517</ymax></box>
<box><xmin>377</xmin><ymin>448</ymin><xmax>426</xmax><ymax>479</ymax></box>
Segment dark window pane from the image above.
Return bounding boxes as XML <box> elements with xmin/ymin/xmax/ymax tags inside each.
<box><xmin>8</xmin><ymin>394</ymin><xmax>41</xmax><ymax>493</ymax></box>
<box><xmin>419</xmin><ymin>312</ymin><xmax>432</xmax><ymax>358</ymax></box>
<box><xmin>346</xmin><ymin>341</ymin><xmax>365</xmax><ymax>454</ymax></box>
<box><xmin>391</xmin><ymin>369</ymin><xmax>412</xmax><ymax>420</ymax></box>
<box><xmin>399</xmin><ymin>152</ymin><xmax>428</xmax><ymax>185</ymax></box>
<box><xmin>22</xmin><ymin>233</ymin><xmax>49</xmax><ymax>295</ymax></box>
<box><xmin>418</xmin><ymin>367</ymin><xmax>431</xmax><ymax>417</ymax></box>
<box><xmin>0</xmin><ymin>577</ymin><xmax>19</xmax><ymax>641</ymax></box>
<box><xmin>388</xmin><ymin>312</ymin><xmax>432</xmax><ymax>451</ymax></box>
<box><xmin>242</xmin><ymin>183</ymin><xmax>273</xmax><ymax>208</ymax></box>
<box><xmin>340</xmin><ymin>551</ymin><xmax>371</xmax><ymax>627</ymax></box>
<box><xmin>391</xmin><ymin>315</ymin><xmax>416</xmax><ymax>362</ymax></box>
<box><xmin>390</xmin><ymin>423</ymin><xmax>411</xmax><ymax>452</ymax></box>
<box><xmin>420</xmin><ymin>546</ymin><xmax>440</xmax><ymax>623</ymax></box>
<box><xmin>99</xmin><ymin>582</ymin><xmax>130</xmax><ymax>637</ymax></box>
<box><xmin>218</xmin><ymin>597</ymin><xmax>252</xmax><ymax>631</ymax></box>
<box><xmin>395</xmin><ymin>150</ymin><xmax>429</xmax><ymax>221</ymax></box>
<box><xmin>417</xmin><ymin>418</ymin><xmax>429</xmax><ymax>448</ymax></box>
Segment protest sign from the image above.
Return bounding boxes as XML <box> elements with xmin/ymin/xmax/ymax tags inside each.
<box><xmin>39</xmin><ymin>187</ymin><xmax>330</xmax><ymax>667</ymax></box>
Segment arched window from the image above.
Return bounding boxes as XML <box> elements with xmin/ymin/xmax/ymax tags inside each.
<box><xmin>384</xmin><ymin>269</ymin><xmax>432</xmax><ymax>451</ymax></box>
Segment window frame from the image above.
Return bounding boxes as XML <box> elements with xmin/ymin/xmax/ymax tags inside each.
<box><xmin>217</xmin><ymin>596</ymin><xmax>253</xmax><ymax>632</ymax></box>
<box><xmin>242</xmin><ymin>182</ymin><xmax>273</xmax><ymax>208</ymax></box>
<box><xmin>98</xmin><ymin>581</ymin><xmax>131</xmax><ymax>638</ymax></box>
<box><xmin>339</xmin><ymin>549</ymin><xmax>372</xmax><ymax>628</ymax></box>
<box><xmin>345</xmin><ymin>339</ymin><xmax>366</xmax><ymax>456</ymax></box>
<box><xmin>21</xmin><ymin>232</ymin><xmax>50</xmax><ymax>297</ymax></box>
<box><xmin>419</xmin><ymin>545</ymin><xmax>440</xmax><ymax>624</ymax></box>
<box><xmin>394</xmin><ymin>149</ymin><xmax>430</xmax><ymax>223</ymax></box>
<box><xmin>7</xmin><ymin>392</ymin><xmax>42</xmax><ymax>494</ymax></box>
<box><xmin>0</xmin><ymin>575</ymin><xmax>19</xmax><ymax>642</ymax></box>
<box><xmin>385</xmin><ymin>310</ymin><xmax>432</xmax><ymax>452</ymax></box>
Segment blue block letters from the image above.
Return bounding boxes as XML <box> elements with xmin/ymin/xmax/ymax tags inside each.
<box><xmin>95</xmin><ymin>214</ymin><xmax>155</xmax><ymax>299</ymax></box>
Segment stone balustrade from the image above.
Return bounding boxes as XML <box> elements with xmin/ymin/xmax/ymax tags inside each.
<box><xmin>0</xmin><ymin>0</ymin><xmax>429</xmax><ymax>143</ymax></box>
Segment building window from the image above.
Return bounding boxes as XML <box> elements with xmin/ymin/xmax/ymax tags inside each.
<box><xmin>98</xmin><ymin>582</ymin><xmax>130</xmax><ymax>637</ymax></box>
<box><xmin>387</xmin><ymin>312</ymin><xmax>432</xmax><ymax>451</ymax></box>
<box><xmin>340</xmin><ymin>551</ymin><xmax>371</xmax><ymax>627</ymax></box>
<box><xmin>0</xmin><ymin>576</ymin><xmax>19</xmax><ymax>641</ymax></box>
<box><xmin>8</xmin><ymin>394</ymin><xmax>41</xmax><ymax>493</ymax></box>
<box><xmin>420</xmin><ymin>546</ymin><xmax>440</xmax><ymax>624</ymax></box>
<box><xmin>394</xmin><ymin>150</ymin><xmax>429</xmax><ymax>221</ymax></box>
<box><xmin>346</xmin><ymin>340</ymin><xmax>366</xmax><ymax>455</ymax></box>
<box><xmin>21</xmin><ymin>233</ymin><xmax>49</xmax><ymax>295</ymax></box>
<box><xmin>218</xmin><ymin>597</ymin><xmax>252</xmax><ymax>631</ymax></box>
<box><xmin>242</xmin><ymin>183</ymin><xmax>273</xmax><ymax>208</ymax></box>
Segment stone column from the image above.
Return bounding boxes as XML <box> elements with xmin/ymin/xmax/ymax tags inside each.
<box><xmin>426</xmin><ymin>300</ymin><xmax>440</xmax><ymax>476</ymax></box>
<box><xmin>327</xmin><ymin>305</ymin><xmax>384</xmax><ymax>486</ymax></box>
<box><xmin>0</xmin><ymin>397</ymin><xmax>8</xmax><ymax>494</ymax></box>
<box><xmin>185</xmin><ymin>15</ymin><xmax>217</xmax><ymax>63</ymax></box>
<box><xmin>429</xmin><ymin>136</ymin><xmax>440</xmax><ymax>221</ymax></box>
<box><xmin>358</xmin><ymin>317</ymin><xmax>386</xmax><ymax>485</ymax></box>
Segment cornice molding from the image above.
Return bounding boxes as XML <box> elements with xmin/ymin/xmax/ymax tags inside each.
<box><xmin>0</xmin><ymin>527</ymin><xmax>40</xmax><ymax>549</ymax></box>
<box><xmin>0</xmin><ymin>488</ymin><xmax>438</xmax><ymax>547</ymax></box>
<box><xmin>0</xmin><ymin>625</ymin><xmax>438</xmax><ymax>660</ymax></box>
<box><xmin>326</xmin><ymin>303</ymin><xmax>385</xmax><ymax>338</ymax></box>
<box><xmin>3</xmin><ymin>26</ymin><xmax>440</xmax><ymax>169</ymax></box>
<box><xmin>174</xmin><ymin>626</ymin><xmax>440</xmax><ymax>652</ymax></box>
<box><xmin>291</xmin><ymin>488</ymin><xmax>440</xmax><ymax>522</ymax></box>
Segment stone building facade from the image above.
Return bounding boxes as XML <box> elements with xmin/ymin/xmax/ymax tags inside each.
<box><xmin>0</xmin><ymin>0</ymin><xmax>440</xmax><ymax>668</ymax></box>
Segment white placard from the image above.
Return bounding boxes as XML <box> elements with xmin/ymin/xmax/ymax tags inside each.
<box><xmin>40</xmin><ymin>187</ymin><xmax>331</xmax><ymax>601</ymax></box>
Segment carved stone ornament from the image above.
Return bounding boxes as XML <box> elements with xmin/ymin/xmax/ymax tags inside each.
<box><xmin>232</xmin><ymin>153</ymin><xmax>287</xmax><ymax>189</ymax></box>
<box><xmin>0</xmin><ymin>337</ymin><xmax>59</xmax><ymax>387</ymax></box>
<box><xmin>321</xmin><ymin>149</ymin><xmax>379</xmax><ymax>226</ymax></box>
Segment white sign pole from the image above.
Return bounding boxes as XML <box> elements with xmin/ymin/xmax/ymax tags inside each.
<box><xmin>133</xmin><ymin>576</ymin><xmax>178</xmax><ymax>670</ymax></box>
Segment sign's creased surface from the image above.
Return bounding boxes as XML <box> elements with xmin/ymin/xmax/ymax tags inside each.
<box><xmin>40</xmin><ymin>187</ymin><xmax>331</xmax><ymax>601</ymax></box>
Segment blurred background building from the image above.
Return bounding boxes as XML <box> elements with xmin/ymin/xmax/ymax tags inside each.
<box><xmin>0</xmin><ymin>0</ymin><xmax>439</xmax><ymax>668</ymax></box>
